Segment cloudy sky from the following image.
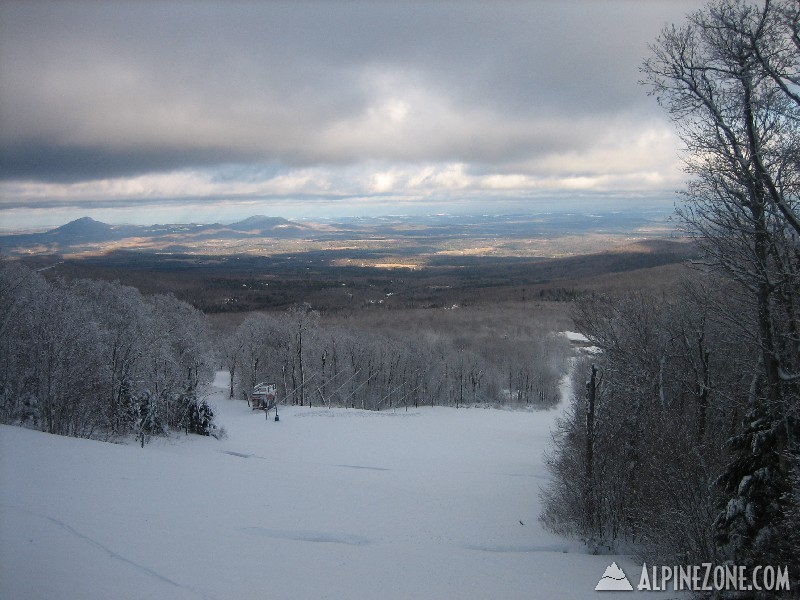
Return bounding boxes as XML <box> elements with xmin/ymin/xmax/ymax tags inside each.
<box><xmin>0</xmin><ymin>0</ymin><xmax>706</xmax><ymax>229</ymax></box>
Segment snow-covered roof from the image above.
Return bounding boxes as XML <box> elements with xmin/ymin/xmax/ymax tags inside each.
<box><xmin>561</xmin><ymin>331</ymin><xmax>589</xmax><ymax>343</ymax></box>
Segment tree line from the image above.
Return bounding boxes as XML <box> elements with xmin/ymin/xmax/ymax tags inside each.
<box><xmin>224</xmin><ymin>304</ymin><xmax>569</xmax><ymax>412</ymax></box>
<box><xmin>0</xmin><ymin>260</ymin><xmax>570</xmax><ymax>443</ymax></box>
<box><xmin>542</xmin><ymin>0</ymin><xmax>799</xmax><ymax>589</ymax></box>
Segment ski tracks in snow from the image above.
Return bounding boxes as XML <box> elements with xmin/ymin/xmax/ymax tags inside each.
<box><xmin>2</xmin><ymin>504</ymin><xmax>218</xmax><ymax>600</ymax></box>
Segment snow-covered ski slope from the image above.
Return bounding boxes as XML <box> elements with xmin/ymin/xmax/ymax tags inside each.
<box><xmin>1</xmin><ymin>371</ymin><xmax>681</xmax><ymax>599</ymax></box>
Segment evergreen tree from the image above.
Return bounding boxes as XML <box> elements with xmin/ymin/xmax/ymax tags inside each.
<box><xmin>187</xmin><ymin>396</ymin><xmax>217</xmax><ymax>437</ymax></box>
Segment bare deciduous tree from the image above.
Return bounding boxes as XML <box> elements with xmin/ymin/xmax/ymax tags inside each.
<box><xmin>541</xmin><ymin>0</ymin><xmax>799</xmax><ymax>572</ymax></box>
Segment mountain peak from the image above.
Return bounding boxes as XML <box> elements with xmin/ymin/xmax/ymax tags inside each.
<box><xmin>48</xmin><ymin>217</ymin><xmax>116</xmax><ymax>241</ymax></box>
<box><xmin>54</xmin><ymin>216</ymin><xmax>110</xmax><ymax>232</ymax></box>
<box><xmin>227</xmin><ymin>215</ymin><xmax>292</xmax><ymax>231</ymax></box>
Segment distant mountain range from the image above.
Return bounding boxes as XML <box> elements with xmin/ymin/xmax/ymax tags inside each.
<box><xmin>0</xmin><ymin>215</ymin><xmax>319</xmax><ymax>254</ymax></box>
<box><xmin>0</xmin><ymin>209</ymin><xmax>681</xmax><ymax>257</ymax></box>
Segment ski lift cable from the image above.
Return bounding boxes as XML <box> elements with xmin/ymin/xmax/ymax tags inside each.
<box><xmin>283</xmin><ymin>372</ymin><xmax>318</xmax><ymax>398</ymax></box>
<box><xmin>324</xmin><ymin>369</ymin><xmax>362</xmax><ymax>399</ymax></box>
<box><xmin>342</xmin><ymin>371</ymin><xmax>378</xmax><ymax>401</ymax></box>
<box><xmin>377</xmin><ymin>365</ymin><xmax>434</xmax><ymax>406</ymax></box>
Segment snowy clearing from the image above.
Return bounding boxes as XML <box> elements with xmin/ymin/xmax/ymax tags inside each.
<box><xmin>1</xmin><ymin>372</ymin><xmax>680</xmax><ymax>599</ymax></box>
<box><xmin>562</xmin><ymin>331</ymin><xmax>589</xmax><ymax>343</ymax></box>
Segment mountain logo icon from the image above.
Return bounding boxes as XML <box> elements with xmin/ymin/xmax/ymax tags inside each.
<box><xmin>595</xmin><ymin>562</ymin><xmax>634</xmax><ymax>591</ymax></box>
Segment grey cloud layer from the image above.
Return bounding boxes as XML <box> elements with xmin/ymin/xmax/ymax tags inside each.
<box><xmin>0</xmin><ymin>1</ymin><xmax>704</xmax><ymax>185</ymax></box>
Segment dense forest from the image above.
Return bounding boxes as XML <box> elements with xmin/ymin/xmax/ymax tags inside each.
<box><xmin>541</xmin><ymin>0</ymin><xmax>799</xmax><ymax>592</ymax></box>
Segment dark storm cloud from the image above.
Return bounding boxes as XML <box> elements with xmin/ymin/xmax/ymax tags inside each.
<box><xmin>0</xmin><ymin>0</ymin><xmax>705</xmax><ymax>186</ymax></box>
<box><xmin>0</xmin><ymin>142</ymin><xmax>260</xmax><ymax>183</ymax></box>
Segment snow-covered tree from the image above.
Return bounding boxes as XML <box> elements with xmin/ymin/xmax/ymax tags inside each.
<box><xmin>643</xmin><ymin>0</ymin><xmax>799</xmax><ymax>571</ymax></box>
<box><xmin>1</xmin><ymin>264</ymin><xmax>219</xmax><ymax>441</ymax></box>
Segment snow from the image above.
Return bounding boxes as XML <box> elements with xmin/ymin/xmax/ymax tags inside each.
<box><xmin>562</xmin><ymin>331</ymin><xmax>590</xmax><ymax>343</ymax></box>
<box><xmin>562</xmin><ymin>331</ymin><xmax>602</xmax><ymax>355</ymax></box>
<box><xmin>1</xmin><ymin>370</ymin><xmax>681</xmax><ymax>599</ymax></box>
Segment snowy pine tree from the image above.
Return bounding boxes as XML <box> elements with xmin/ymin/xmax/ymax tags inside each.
<box><xmin>187</xmin><ymin>396</ymin><xmax>217</xmax><ymax>437</ymax></box>
<box><xmin>715</xmin><ymin>401</ymin><xmax>791</xmax><ymax>569</ymax></box>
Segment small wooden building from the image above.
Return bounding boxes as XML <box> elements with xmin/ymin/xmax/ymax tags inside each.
<box><xmin>250</xmin><ymin>382</ymin><xmax>277</xmax><ymax>409</ymax></box>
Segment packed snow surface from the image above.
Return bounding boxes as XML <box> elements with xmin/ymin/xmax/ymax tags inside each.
<box><xmin>562</xmin><ymin>331</ymin><xmax>589</xmax><ymax>343</ymax></box>
<box><xmin>1</xmin><ymin>372</ymin><xmax>678</xmax><ymax>599</ymax></box>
